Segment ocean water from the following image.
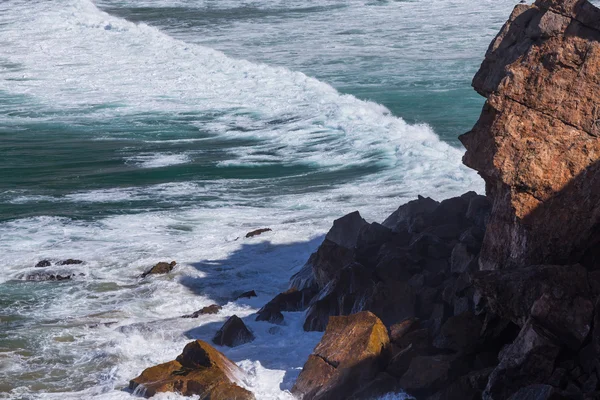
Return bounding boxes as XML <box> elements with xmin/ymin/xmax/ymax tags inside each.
<box><xmin>0</xmin><ymin>0</ymin><xmax>518</xmax><ymax>398</ymax></box>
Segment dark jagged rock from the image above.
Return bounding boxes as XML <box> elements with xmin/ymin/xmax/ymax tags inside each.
<box><xmin>129</xmin><ymin>340</ymin><xmax>254</xmax><ymax>399</ymax></box>
<box><xmin>473</xmin><ymin>264</ymin><xmax>590</xmax><ymax>326</ymax></box>
<box><xmin>245</xmin><ymin>228</ymin><xmax>272</xmax><ymax>238</ymax></box>
<box><xmin>23</xmin><ymin>272</ymin><xmax>76</xmax><ymax>281</ymax></box>
<box><xmin>182</xmin><ymin>304</ymin><xmax>222</xmax><ymax>318</ymax></box>
<box><xmin>483</xmin><ymin>318</ymin><xmax>561</xmax><ymax>400</ymax></box>
<box><xmin>382</xmin><ymin>195</ymin><xmax>440</xmax><ymax>234</ymax></box>
<box><xmin>236</xmin><ymin>290</ymin><xmax>257</xmax><ymax>299</ymax></box>
<box><xmin>141</xmin><ymin>261</ymin><xmax>176</xmax><ymax>278</ymax></box>
<box><xmin>256</xmin><ymin>287</ymin><xmax>317</xmax><ymax>325</ymax></box>
<box><xmin>325</xmin><ymin>211</ymin><xmax>368</xmax><ymax>249</ymax></box>
<box><xmin>212</xmin><ymin>315</ymin><xmax>255</xmax><ymax>347</ymax></box>
<box><xmin>35</xmin><ymin>260</ymin><xmax>51</xmax><ymax>268</ymax></box>
<box><xmin>292</xmin><ymin>312</ymin><xmax>390</xmax><ymax>400</ymax></box>
<box><xmin>58</xmin><ymin>259</ymin><xmax>83</xmax><ymax>265</ymax></box>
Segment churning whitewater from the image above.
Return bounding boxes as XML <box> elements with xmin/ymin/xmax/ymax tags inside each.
<box><xmin>0</xmin><ymin>0</ymin><xmax>519</xmax><ymax>398</ymax></box>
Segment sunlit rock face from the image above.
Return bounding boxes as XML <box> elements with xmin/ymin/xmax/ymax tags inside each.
<box><xmin>460</xmin><ymin>0</ymin><xmax>600</xmax><ymax>270</ymax></box>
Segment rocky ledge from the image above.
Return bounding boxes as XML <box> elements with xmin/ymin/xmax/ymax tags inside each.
<box><xmin>128</xmin><ymin>0</ymin><xmax>600</xmax><ymax>398</ymax></box>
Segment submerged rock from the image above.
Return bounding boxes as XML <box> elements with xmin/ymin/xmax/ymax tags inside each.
<box><xmin>129</xmin><ymin>339</ymin><xmax>254</xmax><ymax>399</ymax></box>
<box><xmin>245</xmin><ymin>228</ymin><xmax>272</xmax><ymax>238</ymax></box>
<box><xmin>236</xmin><ymin>290</ymin><xmax>257</xmax><ymax>299</ymax></box>
<box><xmin>140</xmin><ymin>261</ymin><xmax>176</xmax><ymax>278</ymax></box>
<box><xmin>212</xmin><ymin>315</ymin><xmax>255</xmax><ymax>347</ymax></box>
<box><xmin>182</xmin><ymin>304</ymin><xmax>222</xmax><ymax>318</ymax></box>
<box><xmin>35</xmin><ymin>260</ymin><xmax>51</xmax><ymax>268</ymax></box>
<box><xmin>57</xmin><ymin>259</ymin><xmax>83</xmax><ymax>265</ymax></box>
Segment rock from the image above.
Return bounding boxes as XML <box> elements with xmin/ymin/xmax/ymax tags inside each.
<box><xmin>35</xmin><ymin>260</ymin><xmax>51</xmax><ymax>268</ymax></box>
<box><xmin>141</xmin><ymin>261</ymin><xmax>176</xmax><ymax>278</ymax></box>
<box><xmin>182</xmin><ymin>304</ymin><xmax>222</xmax><ymax>318</ymax></box>
<box><xmin>450</xmin><ymin>243</ymin><xmax>476</xmax><ymax>275</ymax></box>
<box><xmin>129</xmin><ymin>339</ymin><xmax>254</xmax><ymax>399</ymax></box>
<box><xmin>460</xmin><ymin>0</ymin><xmax>600</xmax><ymax>270</ymax></box>
<box><xmin>303</xmin><ymin>262</ymin><xmax>375</xmax><ymax>332</ymax></box>
<box><xmin>256</xmin><ymin>287</ymin><xmax>316</xmax><ymax>325</ymax></box>
<box><xmin>261</xmin><ymin>287</ymin><xmax>316</xmax><ymax>313</ymax></box>
<box><xmin>325</xmin><ymin>211</ymin><xmax>369</xmax><ymax>249</ymax></box>
<box><xmin>212</xmin><ymin>315</ymin><xmax>255</xmax><ymax>347</ymax></box>
<box><xmin>355</xmin><ymin>222</ymin><xmax>393</xmax><ymax>264</ymax></box>
<box><xmin>24</xmin><ymin>272</ymin><xmax>75</xmax><ymax>281</ymax></box>
<box><xmin>292</xmin><ymin>312</ymin><xmax>390</xmax><ymax>400</ymax></box>
<box><xmin>399</xmin><ymin>354</ymin><xmax>456</xmax><ymax>396</ymax></box>
<box><xmin>255</xmin><ymin>305</ymin><xmax>284</xmax><ymax>325</ymax></box>
<box><xmin>58</xmin><ymin>259</ymin><xmax>83</xmax><ymax>265</ymax></box>
<box><xmin>530</xmin><ymin>293</ymin><xmax>593</xmax><ymax>350</ymax></box>
<box><xmin>466</xmin><ymin>195</ymin><xmax>492</xmax><ymax>230</ymax></box>
<box><xmin>433</xmin><ymin>312</ymin><xmax>483</xmax><ymax>354</ymax></box>
<box><xmin>382</xmin><ymin>195</ymin><xmax>439</xmax><ymax>234</ymax></box>
<box><xmin>389</xmin><ymin>319</ymin><xmax>418</xmax><ymax>343</ymax></box>
<box><xmin>506</xmin><ymin>384</ymin><xmax>563</xmax><ymax>400</ymax></box>
<box><xmin>236</xmin><ymin>290</ymin><xmax>257</xmax><ymax>299</ymax></box>
<box><xmin>302</xmin><ymin>239</ymin><xmax>355</xmax><ymax>290</ymax></box>
<box><xmin>473</xmin><ymin>264</ymin><xmax>590</xmax><ymax>326</ymax></box>
<box><xmin>245</xmin><ymin>228</ymin><xmax>271</xmax><ymax>238</ymax></box>
<box><xmin>347</xmin><ymin>372</ymin><xmax>401</xmax><ymax>400</ymax></box>
<box><xmin>429</xmin><ymin>196</ymin><xmax>470</xmax><ymax>229</ymax></box>
<box><xmin>484</xmin><ymin>318</ymin><xmax>561</xmax><ymax>400</ymax></box>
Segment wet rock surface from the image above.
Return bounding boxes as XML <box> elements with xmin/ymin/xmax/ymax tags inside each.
<box><xmin>212</xmin><ymin>315</ymin><xmax>255</xmax><ymax>347</ymax></box>
<box><xmin>129</xmin><ymin>340</ymin><xmax>254</xmax><ymax>399</ymax></box>
<box><xmin>140</xmin><ymin>261</ymin><xmax>176</xmax><ymax>278</ymax></box>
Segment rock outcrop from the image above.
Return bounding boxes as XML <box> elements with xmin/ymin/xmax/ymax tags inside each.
<box><xmin>460</xmin><ymin>0</ymin><xmax>600</xmax><ymax>271</ymax></box>
<box><xmin>129</xmin><ymin>340</ymin><xmax>254</xmax><ymax>399</ymax></box>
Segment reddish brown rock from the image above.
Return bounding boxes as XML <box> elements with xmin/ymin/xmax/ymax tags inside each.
<box><xmin>182</xmin><ymin>304</ymin><xmax>222</xmax><ymax>318</ymax></box>
<box><xmin>292</xmin><ymin>311</ymin><xmax>390</xmax><ymax>400</ymax></box>
<box><xmin>141</xmin><ymin>261</ymin><xmax>176</xmax><ymax>278</ymax></box>
<box><xmin>129</xmin><ymin>340</ymin><xmax>254</xmax><ymax>399</ymax></box>
<box><xmin>460</xmin><ymin>0</ymin><xmax>600</xmax><ymax>270</ymax></box>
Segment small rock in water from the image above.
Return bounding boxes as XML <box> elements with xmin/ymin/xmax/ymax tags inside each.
<box><xmin>58</xmin><ymin>259</ymin><xmax>83</xmax><ymax>265</ymax></box>
<box><xmin>212</xmin><ymin>315</ymin><xmax>255</xmax><ymax>347</ymax></box>
<box><xmin>35</xmin><ymin>260</ymin><xmax>51</xmax><ymax>268</ymax></box>
<box><xmin>236</xmin><ymin>290</ymin><xmax>257</xmax><ymax>299</ymax></box>
<box><xmin>140</xmin><ymin>261</ymin><xmax>176</xmax><ymax>278</ymax></box>
<box><xmin>245</xmin><ymin>228</ymin><xmax>272</xmax><ymax>238</ymax></box>
<box><xmin>25</xmin><ymin>272</ymin><xmax>74</xmax><ymax>281</ymax></box>
<box><xmin>182</xmin><ymin>304</ymin><xmax>222</xmax><ymax>318</ymax></box>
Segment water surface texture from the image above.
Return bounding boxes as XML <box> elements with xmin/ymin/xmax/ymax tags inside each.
<box><xmin>0</xmin><ymin>0</ymin><xmax>518</xmax><ymax>398</ymax></box>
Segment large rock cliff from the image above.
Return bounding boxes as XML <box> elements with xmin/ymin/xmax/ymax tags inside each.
<box><xmin>460</xmin><ymin>0</ymin><xmax>600</xmax><ymax>270</ymax></box>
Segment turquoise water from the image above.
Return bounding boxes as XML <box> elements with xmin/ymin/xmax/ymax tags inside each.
<box><xmin>0</xmin><ymin>0</ymin><xmax>517</xmax><ymax>398</ymax></box>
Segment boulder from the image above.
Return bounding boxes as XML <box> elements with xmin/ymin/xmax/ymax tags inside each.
<box><xmin>35</xmin><ymin>260</ymin><xmax>51</xmax><ymax>268</ymax></box>
<box><xmin>433</xmin><ymin>312</ymin><xmax>483</xmax><ymax>354</ymax></box>
<box><xmin>303</xmin><ymin>239</ymin><xmax>355</xmax><ymax>290</ymax></box>
<box><xmin>129</xmin><ymin>339</ymin><xmax>254</xmax><ymax>399</ymax></box>
<box><xmin>473</xmin><ymin>264</ymin><xmax>590</xmax><ymax>326</ymax></box>
<box><xmin>325</xmin><ymin>211</ymin><xmax>369</xmax><ymax>249</ymax></box>
<box><xmin>23</xmin><ymin>272</ymin><xmax>75</xmax><ymax>281</ymax></box>
<box><xmin>460</xmin><ymin>0</ymin><xmax>600</xmax><ymax>270</ymax></box>
<box><xmin>212</xmin><ymin>315</ymin><xmax>255</xmax><ymax>347</ymax></box>
<box><xmin>182</xmin><ymin>304</ymin><xmax>222</xmax><ymax>318</ymax></box>
<box><xmin>382</xmin><ymin>195</ymin><xmax>439</xmax><ymax>234</ymax></box>
<box><xmin>245</xmin><ymin>228</ymin><xmax>271</xmax><ymax>238</ymax></box>
<box><xmin>255</xmin><ymin>305</ymin><xmax>284</xmax><ymax>325</ymax></box>
<box><xmin>256</xmin><ymin>287</ymin><xmax>317</xmax><ymax>324</ymax></box>
<box><xmin>399</xmin><ymin>354</ymin><xmax>457</xmax><ymax>396</ymax></box>
<box><xmin>292</xmin><ymin>311</ymin><xmax>390</xmax><ymax>400</ymax></box>
<box><xmin>483</xmin><ymin>318</ymin><xmax>561</xmax><ymax>400</ymax></box>
<box><xmin>141</xmin><ymin>261</ymin><xmax>176</xmax><ymax>278</ymax></box>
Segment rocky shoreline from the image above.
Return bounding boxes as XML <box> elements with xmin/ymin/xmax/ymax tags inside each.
<box><xmin>127</xmin><ymin>0</ymin><xmax>600</xmax><ymax>398</ymax></box>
